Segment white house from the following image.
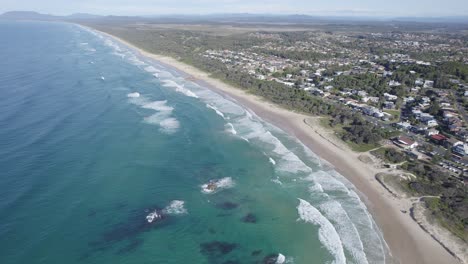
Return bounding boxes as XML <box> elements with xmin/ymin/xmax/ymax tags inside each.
<box><xmin>424</xmin><ymin>80</ymin><xmax>434</xmax><ymax>88</ymax></box>
<box><xmin>425</xmin><ymin>119</ymin><xmax>438</xmax><ymax>127</ymax></box>
<box><xmin>395</xmin><ymin>136</ymin><xmax>418</xmax><ymax>149</ymax></box>
<box><xmin>384</xmin><ymin>93</ymin><xmax>398</xmax><ymax>101</ymax></box>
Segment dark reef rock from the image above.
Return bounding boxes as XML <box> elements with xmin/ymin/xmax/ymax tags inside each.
<box><xmin>215</xmin><ymin>201</ymin><xmax>239</xmax><ymax>210</ymax></box>
<box><xmin>242</xmin><ymin>213</ymin><xmax>257</xmax><ymax>223</ymax></box>
<box><xmin>200</xmin><ymin>241</ymin><xmax>238</xmax><ymax>257</ymax></box>
<box><xmin>263</xmin><ymin>254</ymin><xmax>279</xmax><ymax>264</ymax></box>
<box><xmin>116</xmin><ymin>238</ymin><xmax>143</xmax><ymax>255</ymax></box>
<box><xmin>251</xmin><ymin>249</ymin><xmax>262</xmax><ymax>256</ymax></box>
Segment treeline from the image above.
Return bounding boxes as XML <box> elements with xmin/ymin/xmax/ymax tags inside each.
<box><xmin>92</xmin><ymin>25</ymin><xmax>392</xmax><ymax>146</ymax></box>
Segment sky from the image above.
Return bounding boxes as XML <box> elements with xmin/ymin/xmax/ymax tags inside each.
<box><xmin>1</xmin><ymin>0</ymin><xmax>468</xmax><ymax>17</ymax></box>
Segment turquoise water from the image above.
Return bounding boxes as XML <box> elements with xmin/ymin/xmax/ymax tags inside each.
<box><xmin>0</xmin><ymin>21</ymin><xmax>386</xmax><ymax>264</ymax></box>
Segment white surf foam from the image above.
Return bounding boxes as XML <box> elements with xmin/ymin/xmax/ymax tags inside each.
<box><xmin>143</xmin><ymin>100</ymin><xmax>174</xmax><ymax>112</ymax></box>
<box><xmin>127</xmin><ymin>92</ymin><xmax>140</xmax><ymax>98</ymax></box>
<box><xmin>305</xmin><ymin>170</ymin><xmax>384</xmax><ymax>263</ymax></box>
<box><xmin>161</xmin><ymin>79</ymin><xmax>199</xmax><ymax>98</ymax></box>
<box><xmin>144</xmin><ymin>65</ymin><xmax>160</xmax><ymax>73</ymax></box>
<box><xmin>319</xmin><ymin>200</ymin><xmax>368</xmax><ymax>264</ymax></box>
<box><xmin>206</xmin><ymin>104</ymin><xmax>226</xmax><ymax>119</ymax></box>
<box><xmin>201</xmin><ymin>177</ymin><xmax>235</xmax><ymax>194</ymax></box>
<box><xmin>269</xmin><ymin>157</ymin><xmax>276</xmax><ymax>165</ymax></box>
<box><xmin>163</xmin><ymin>200</ymin><xmax>187</xmax><ymax>215</ymax></box>
<box><xmin>129</xmin><ymin>97</ymin><xmax>180</xmax><ymax>134</ymax></box>
<box><xmin>146</xmin><ymin>210</ymin><xmax>162</xmax><ymax>223</ymax></box>
<box><xmin>276</xmin><ymin>253</ymin><xmax>286</xmax><ymax>264</ymax></box>
<box><xmin>297</xmin><ymin>199</ymin><xmax>346</xmax><ymax>264</ymax></box>
<box><xmin>128</xmin><ymin>55</ymin><xmax>146</xmax><ymax>66</ymax></box>
<box><xmin>226</xmin><ymin>123</ymin><xmax>237</xmax><ymax>135</ymax></box>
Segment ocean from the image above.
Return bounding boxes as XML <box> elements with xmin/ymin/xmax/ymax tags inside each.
<box><xmin>0</xmin><ymin>21</ymin><xmax>386</xmax><ymax>264</ymax></box>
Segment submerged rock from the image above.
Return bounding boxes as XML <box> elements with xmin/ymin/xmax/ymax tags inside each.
<box><xmin>215</xmin><ymin>201</ymin><xmax>239</xmax><ymax>210</ymax></box>
<box><xmin>263</xmin><ymin>253</ymin><xmax>286</xmax><ymax>264</ymax></box>
<box><xmin>200</xmin><ymin>241</ymin><xmax>238</xmax><ymax>257</ymax></box>
<box><xmin>242</xmin><ymin>213</ymin><xmax>257</xmax><ymax>223</ymax></box>
<box><xmin>251</xmin><ymin>249</ymin><xmax>262</xmax><ymax>256</ymax></box>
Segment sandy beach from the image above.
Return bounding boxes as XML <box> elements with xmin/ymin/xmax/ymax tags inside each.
<box><xmin>97</xmin><ymin>29</ymin><xmax>460</xmax><ymax>264</ymax></box>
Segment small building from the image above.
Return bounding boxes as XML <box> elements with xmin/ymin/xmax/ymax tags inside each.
<box><xmin>383</xmin><ymin>101</ymin><xmax>396</xmax><ymax>109</ymax></box>
<box><xmin>394</xmin><ymin>136</ymin><xmax>418</xmax><ymax>149</ymax></box>
<box><xmin>426</xmin><ymin>128</ymin><xmax>439</xmax><ymax>136</ymax></box>
<box><xmin>430</xmin><ymin>134</ymin><xmax>447</xmax><ymax>145</ymax></box>
<box><xmin>384</xmin><ymin>93</ymin><xmax>398</xmax><ymax>101</ymax></box>
<box><xmin>425</xmin><ymin>119</ymin><xmax>438</xmax><ymax>127</ymax></box>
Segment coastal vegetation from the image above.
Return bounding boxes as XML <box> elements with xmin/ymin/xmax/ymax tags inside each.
<box><xmin>401</xmin><ymin>160</ymin><xmax>468</xmax><ymax>241</ymax></box>
<box><xmin>371</xmin><ymin>147</ymin><xmax>407</xmax><ymax>164</ymax></box>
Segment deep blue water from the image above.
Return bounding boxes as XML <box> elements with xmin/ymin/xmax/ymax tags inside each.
<box><xmin>0</xmin><ymin>21</ymin><xmax>386</xmax><ymax>264</ymax></box>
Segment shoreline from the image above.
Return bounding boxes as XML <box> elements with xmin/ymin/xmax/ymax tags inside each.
<box><xmin>95</xmin><ymin>28</ymin><xmax>460</xmax><ymax>264</ymax></box>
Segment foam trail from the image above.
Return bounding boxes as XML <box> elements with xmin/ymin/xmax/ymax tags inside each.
<box><xmin>201</xmin><ymin>177</ymin><xmax>235</xmax><ymax>194</ymax></box>
<box><xmin>226</xmin><ymin>123</ymin><xmax>237</xmax><ymax>135</ymax></box>
<box><xmin>129</xmin><ymin>97</ymin><xmax>180</xmax><ymax>134</ymax></box>
<box><xmin>307</xmin><ymin>170</ymin><xmax>384</xmax><ymax>263</ymax></box>
<box><xmin>163</xmin><ymin>200</ymin><xmax>187</xmax><ymax>215</ymax></box>
<box><xmin>161</xmin><ymin>79</ymin><xmax>198</xmax><ymax>98</ymax></box>
<box><xmin>319</xmin><ymin>200</ymin><xmax>368</xmax><ymax>264</ymax></box>
<box><xmin>276</xmin><ymin>253</ymin><xmax>286</xmax><ymax>263</ymax></box>
<box><xmin>144</xmin><ymin>66</ymin><xmax>160</xmax><ymax>73</ymax></box>
<box><xmin>127</xmin><ymin>92</ymin><xmax>140</xmax><ymax>98</ymax></box>
<box><xmin>297</xmin><ymin>199</ymin><xmax>346</xmax><ymax>264</ymax></box>
<box><xmin>269</xmin><ymin>157</ymin><xmax>276</xmax><ymax>165</ymax></box>
<box><xmin>206</xmin><ymin>104</ymin><xmax>226</xmax><ymax>119</ymax></box>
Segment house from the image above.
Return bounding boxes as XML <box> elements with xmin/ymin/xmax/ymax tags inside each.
<box><xmin>389</xmin><ymin>80</ymin><xmax>401</xmax><ymax>87</ymax></box>
<box><xmin>453</xmin><ymin>142</ymin><xmax>468</xmax><ymax>156</ymax></box>
<box><xmin>357</xmin><ymin>90</ymin><xmax>368</xmax><ymax>97</ymax></box>
<box><xmin>363</xmin><ymin>106</ymin><xmax>384</xmax><ymax>117</ymax></box>
<box><xmin>412</xmin><ymin>109</ymin><xmax>423</xmax><ymax>117</ymax></box>
<box><xmin>424</xmin><ymin>80</ymin><xmax>434</xmax><ymax>88</ymax></box>
<box><xmin>426</xmin><ymin>128</ymin><xmax>439</xmax><ymax>136</ymax></box>
<box><xmin>430</xmin><ymin>134</ymin><xmax>447</xmax><ymax>145</ymax></box>
<box><xmin>394</xmin><ymin>136</ymin><xmax>418</xmax><ymax>149</ymax></box>
<box><xmin>415</xmin><ymin>78</ymin><xmax>424</xmax><ymax>86</ymax></box>
<box><xmin>425</xmin><ymin>119</ymin><xmax>438</xmax><ymax>127</ymax></box>
<box><xmin>384</xmin><ymin>93</ymin><xmax>398</xmax><ymax>101</ymax></box>
<box><xmin>404</xmin><ymin>96</ymin><xmax>415</xmax><ymax>104</ymax></box>
<box><xmin>396</xmin><ymin>121</ymin><xmax>412</xmax><ymax>130</ymax></box>
<box><xmin>383</xmin><ymin>101</ymin><xmax>396</xmax><ymax>109</ymax></box>
<box><xmin>419</xmin><ymin>113</ymin><xmax>434</xmax><ymax>122</ymax></box>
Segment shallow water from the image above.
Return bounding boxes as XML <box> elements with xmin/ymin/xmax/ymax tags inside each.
<box><xmin>0</xmin><ymin>21</ymin><xmax>386</xmax><ymax>264</ymax></box>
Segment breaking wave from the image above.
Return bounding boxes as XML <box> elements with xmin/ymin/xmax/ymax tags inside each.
<box><xmin>226</xmin><ymin>123</ymin><xmax>237</xmax><ymax>135</ymax></box>
<box><xmin>127</xmin><ymin>92</ymin><xmax>140</xmax><ymax>98</ymax></box>
<box><xmin>161</xmin><ymin>79</ymin><xmax>198</xmax><ymax>98</ymax></box>
<box><xmin>201</xmin><ymin>177</ymin><xmax>235</xmax><ymax>194</ymax></box>
<box><xmin>269</xmin><ymin>157</ymin><xmax>276</xmax><ymax>165</ymax></box>
<box><xmin>128</xmin><ymin>95</ymin><xmax>180</xmax><ymax>134</ymax></box>
<box><xmin>206</xmin><ymin>104</ymin><xmax>226</xmax><ymax>119</ymax></box>
<box><xmin>297</xmin><ymin>199</ymin><xmax>346</xmax><ymax>264</ymax></box>
<box><xmin>163</xmin><ymin>200</ymin><xmax>187</xmax><ymax>215</ymax></box>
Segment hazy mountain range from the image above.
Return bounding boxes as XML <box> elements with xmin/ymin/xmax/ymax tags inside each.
<box><xmin>1</xmin><ymin>11</ymin><xmax>468</xmax><ymax>24</ymax></box>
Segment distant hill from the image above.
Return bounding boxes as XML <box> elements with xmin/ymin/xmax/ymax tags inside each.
<box><xmin>0</xmin><ymin>11</ymin><xmax>59</xmax><ymax>20</ymax></box>
<box><xmin>1</xmin><ymin>11</ymin><xmax>467</xmax><ymax>24</ymax></box>
<box><xmin>0</xmin><ymin>11</ymin><xmax>102</xmax><ymax>21</ymax></box>
<box><xmin>67</xmin><ymin>13</ymin><xmax>103</xmax><ymax>19</ymax></box>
